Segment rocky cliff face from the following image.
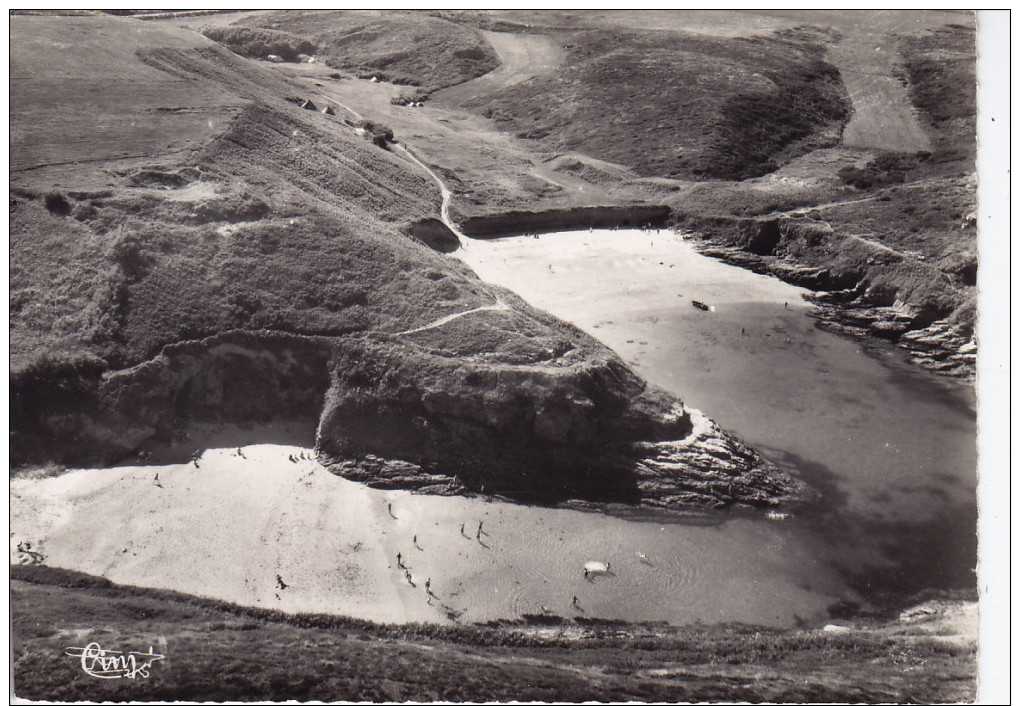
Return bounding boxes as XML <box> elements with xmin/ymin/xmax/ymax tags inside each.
<box><xmin>13</xmin><ymin>325</ymin><xmax>801</xmax><ymax>511</ymax></box>
<box><xmin>459</xmin><ymin>206</ymin><xmax>671</xmax><ymax>238</ymax></box>
<box><xmin>406</xmin><ymin>218</ymin><xmax>461</xmax><ymax>253</ymax></box>
<box><xmin>316</xmin><ymin>334</ymin><xmax>800</xmax><ymax>508</ymax></box>
<box><xmin>677</xmin><ymin>213</ymin><xmax>975</xmax><ymax>377</ymax></box>
<box><xmin>12</xmin><ymin>331</ymin><xmax>332</xmax><ymax>466</ymax></box>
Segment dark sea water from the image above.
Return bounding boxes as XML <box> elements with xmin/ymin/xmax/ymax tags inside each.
<box><xmin>459</xmin><ymin>228</ymin><xmax>977</xmax><ymax>619</ymax></box>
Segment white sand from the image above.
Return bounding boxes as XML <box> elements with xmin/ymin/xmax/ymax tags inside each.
<box><xmin>12</xmin><ymin>442</ymin><xmax>438</xmax><ymax>624</ymax></box>
<box><xmin>11</xmin><ymin>433</ymin><xmax>846</xmax><ymax>627</ymax></box>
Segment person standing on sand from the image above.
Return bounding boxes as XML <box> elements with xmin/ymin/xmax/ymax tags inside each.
<box><xmin>413</xmin><ymin>534</ymin><xmax>422</xmax><ymax>550</ymax></box>
<box><xmin>396</xmin><ymin>552</ymin><xmax>404</xmax><ymax>568</ymax></box>
<box><xmin>153</xmin><ymin>473</ymin><xmax>162</xmax><ymax>488</ymax></box>
<box><xmin>425</xmin><ymin>578</ymin><xmax>431</xmax><ymax>594</ymax></box>
<box><xmin>572</xmin><ymin>595</ymin><xmax>580</xmax><ymax>608</ymax></box>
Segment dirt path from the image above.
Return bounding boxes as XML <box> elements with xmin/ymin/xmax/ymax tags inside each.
<box><xmin>783</xmin><ymin>177</ymin><xmax>945</xmax><ymax>217</ymax></box>
<box><xmin>322</xmin><ymin>97</ymin><xmax>363</xmax><ymax>121</ymax></box>
<box><xmin>431</xmin><ymin>30</ymin><xmax>564</xmax><ymax>105</ymax></box>
<box><xmin>392</xmin><ymin>143</ymin><xmax>467</xmax><ymax>244</ymax></box>
<box><xmin>396</xmin><ymin>299</ymin><xmax>510</xmax><ymax>336</ymax></box>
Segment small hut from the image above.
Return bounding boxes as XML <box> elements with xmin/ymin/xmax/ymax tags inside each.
<box><xmin>321</xmin><ymin>105</ymin><xmax>336</xmax><ymax>116</ymax></box>
<box><xmin>299</xmin><ymin>99</ymin><xmax>318</xmax><ymax>111</ymax></box>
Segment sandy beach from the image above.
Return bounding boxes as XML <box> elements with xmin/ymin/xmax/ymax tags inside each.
<box><xmin>11</xmin><ymin>422</ymin><xmax>849</xmax><ymax>628</ymax></box>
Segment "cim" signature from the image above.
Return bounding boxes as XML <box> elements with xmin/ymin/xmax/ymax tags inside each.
<box><xmin>65</xmin><ymin>642</ymin><xmax>165</xmax><ymax>679</ymax></box>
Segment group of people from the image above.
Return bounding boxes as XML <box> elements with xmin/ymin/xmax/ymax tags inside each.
<box><xmin>460</xmin><ymin>520</ymin><xmax>489</xmax><ymax>544</ymax></box>
<box><xmin>395</xmin><ymin>551</ymin><xmax>434</xmax><ymax>597</ymax></box>
<box><xmin>386</xmin><ymin>506</ymin><xmax>497</xmax><ymax>606</ymax></box>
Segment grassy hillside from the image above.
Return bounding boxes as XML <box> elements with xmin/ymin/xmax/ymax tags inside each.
<box><xmin>235</xmin><ymin>10</ymin><xmax>499</xmax><ymax>90</ymax></box>
<box><xmin>460</xmin><ymin>27</ymin><xmax>850</xmax><ymax>181</ymax></box>
<box><xmin>900</xmin><ymin>23</ymin><xmax>977</xmax><ymax>169</ymax></box>
<box><xmin>10</xmin><ymin>43</ymin><xmax>453</xmax><ymax>374</ymax></box>
<box><xmin>11</xmin><ymin>565</ymin><xmax>975</xmax><ymax>703</ymax></box>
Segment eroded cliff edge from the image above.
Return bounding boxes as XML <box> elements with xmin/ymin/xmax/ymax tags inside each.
<box><xmin>12</xmin><ymin>319</ymin><xmax>801</xmax><ymax>512</ymax></box>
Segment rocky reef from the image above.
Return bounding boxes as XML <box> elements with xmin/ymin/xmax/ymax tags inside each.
<box><xmin>678</xmin><ymin>213</ymin><xmax>975</xmax><ymax>378</ymax></box>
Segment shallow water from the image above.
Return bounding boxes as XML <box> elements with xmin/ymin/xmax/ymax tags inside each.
<box><xmin>457</xmin><ymin>228</ymin><xmax>977</xmax><ymax>614</ymax></box>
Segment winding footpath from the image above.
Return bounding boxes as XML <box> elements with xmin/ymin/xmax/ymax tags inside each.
<box><xmin>392</xmin><ymin>142</ymin><xmax>468</xmax><ymax>246</ymax></box>
<box><xmin>396</xmin><ymin>299</ymin><xmax>510</xmax><ymax>336</ymax></box>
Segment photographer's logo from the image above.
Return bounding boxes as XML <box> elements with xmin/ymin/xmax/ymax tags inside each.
<box><xmin>65</xmin><ymin>642</ymin><xmax>165</xmax><ymax>679</ymax></box>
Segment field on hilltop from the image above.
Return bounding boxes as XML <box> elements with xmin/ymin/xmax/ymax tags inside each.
<box><xmin>9</xmin><ymin>15</ymin><xmax>238</xmax><ymax>179</ymax></box>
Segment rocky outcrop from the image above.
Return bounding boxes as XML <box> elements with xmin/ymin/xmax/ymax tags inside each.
<box><xmin>678</xmin><ymin>213</ymin><xmax>975</xmax><ymax>378</ymax></box>
<box><xmin>630</xmin><ymin>409</ymin><xmax>806</xmax><ymax>509</ymax></box>
<box><xmin>11</xmin><ymin>330</ymin><xmax>332</xmax><ymax>466</ymax></box>
<box><xmin>12</xmin><ymin>328</ymin><xmax>802</xmax><ymax>511</ymax></box>
<box><xmin>316</xmin><ymin>334</ymin><xmax>800</xmax><ymax>508</ymax></box>
<box><xmin>459</xmin><ymin>205</ymin><xmax>671</xmax><ymax>239</ymax></box>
